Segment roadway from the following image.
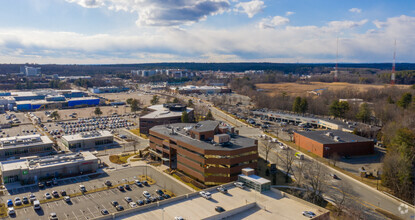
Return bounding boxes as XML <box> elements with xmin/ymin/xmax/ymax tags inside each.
<box><xmin>207</xmin><ymin>103</ymin><xmax>414</xmax><ymax>220</ymax></box>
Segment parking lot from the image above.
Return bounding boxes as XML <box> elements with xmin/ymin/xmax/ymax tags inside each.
<box><xmin>3</xmin><ymin>166</ymin><xmax>192</xmax><ymax>220</ymax></box>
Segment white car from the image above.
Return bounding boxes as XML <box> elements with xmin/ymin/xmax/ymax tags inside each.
<box><xmin>199</xmin><ymin>191</ymin><xmax>211</xmax><ymax>199</ymax></box>
<box><xmin>234</xmin><ymin>182</ymin><xmax>245</xmax><ymax>189</ymax></box>
<box><xmin>8</xmin><ymin>207</ymin><xmax>15</xmax><ymax>215</ymax></box>
<box><xmin>45</xmin><ymin>193</ymin><xmax>52</xmax><ymax>199</ymax></box>
<box><xmin>174</xmin><ymin>217</ymin><xmax>184</xmax><ymax>220</ymax></box>
<box><xmin>129</xmin><ymin>202</ymin><xmax>137</xmax><ymax>208</ymax></box>
<box><xmin>143</xmin><ymin>191</ymin><xmax>151</xmax><ymax>198</ymax></box>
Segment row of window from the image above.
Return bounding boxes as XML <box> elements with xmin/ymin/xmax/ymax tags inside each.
<box><xmin>204</xmin><ymin>151</ymin><xmax>257</xmax><ymax>159</ymax></box>
<box><xmin>95</xmin><ymin>139</ymin><xmax>112</xmax><ymax>146</ymax></box>
<box><xmin>4</xmin><ymin>146</ymin><xmax>53</xmax><ymax>156</ymax></box>
<box><xmin>149</xmin><ymin>134</ymin><xmax>164</xmax><ymax>141</ymax></box>
<box><xmin>177</xmin><ymin>161</ymin><xmax>203</xmax><ymax>175</ymax></box>
<box><xmin>177</xmin><ymin>153</ymin><xmax>202</xmax><ymax>166</ymax></box>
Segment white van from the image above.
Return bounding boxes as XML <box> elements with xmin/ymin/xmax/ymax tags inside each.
<box><xmin>33</xmin><ymin>200</ymin><xmax>41</xmax><ymax>210</ymax></box>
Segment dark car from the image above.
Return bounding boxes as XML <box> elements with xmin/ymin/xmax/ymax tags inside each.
<box><xmin>142</xmin><ymin>180</ymin><xmax>149</xmax><ymax>186</ymax></box>
<box><xmin>45</xmin><ymin>181</ymin><xmax>52</xmax><ymax>186</ymax></box>
<box><xmin>104</xmin><ymin>180</ymin><xmax>112</xmax><ymax>186</ymax></box>
<box><xmin>215</xmin><ymin>206</ymin><xmax>225</xmax><ymax>213</ymax></box>
<box><xmin>144</xmin><ymin>198</ymin><xmax>151</xmax><ymax>204</ymax></box>
<box><xmin>117</xmin><ymin>185</ymin><xmax>125</xmax><ymax>191</ymax></box>
<box><xmin>111</xmin><ymin>201</ymin><xmax>119</xmax><ymax>207</ymax></box>
<box><xmin>156</xmin><ymin>189</ymin><xmax>164</xmax><ymax>196</ymax></box>
<box><xmin>38</xmin><ymin>182</ymin><xmax>45</xmax><ymax>188</ymax></box>
<box><xmin>158</xmin><ymin>196</ymin><xmax>164</xmax><ymax>201</ymax></box>
<box><xmin>163</xmin><ymin>194</ymin><xmax>171</xmax><ymax>199</ymax></box>
<box><xmin>22</xmin><ymin>197</ymin><xmax>29</xmax><ymax>204</ymax></box>
<box><xmin>149</xmin><ymin>197</ymin><xmax>157</xmax><ymax>203</ymax></box>
<box><xmin>115</xmin><ymin>205</ymin><xmax>124</xmax><ymax>211</ymax></box>
<box><xmin>101</xmin><ymin>209</ymin><xmax>109</xmax><ymax>215</ymax></box>
<box><xmin>124</xmin><ymin>184</ymin><xmax>131</xmax><ymax>190</ymax></box>
<box><xmin>137</xmin><ymin>200</ymin><xmax>144</xmax><ymax>206</ymax></box>
<box><xmin>52</xmin><ymin>191</ymin><xmax>59</xmax><ymax>198</ymax></box>
<box><xmin>61</xmin><ymin>190</ymin><xmax>67</xmax><ymax>196</ymax></box>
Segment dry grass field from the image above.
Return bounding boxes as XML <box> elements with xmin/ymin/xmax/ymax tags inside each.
<box><xmin>256</xmin><ymin>82</ymin><xmax>411</xmax><ymax>97</ymax></box>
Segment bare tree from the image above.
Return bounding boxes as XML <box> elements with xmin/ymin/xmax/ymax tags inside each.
<box><xmin>329</xmin><ymin>152</ymin><xmax>341</xmax><ymax>167</ymax></box>
<box><xmin>292</xmin><ymin>158</ymin><xmax>306</xmax><ymax>187</ymax></box>
<box><xmin>278</xmin><ymin>148</ymin><xmax>295</xmax><ymax>183</ymax></box>
<box><xmin>302</xmin><ymin>160</ymin><xmax>328</xmax><ymax>204</ymax></box>
<box><xmin>331</xmin><ymin>181</ymin><xmax>352</xmax><ymax>216</ymax></box>
<box><xmin>262</xmin><ymin>140</ymin><xmax>275</xmax><ymax>164</ymax></box>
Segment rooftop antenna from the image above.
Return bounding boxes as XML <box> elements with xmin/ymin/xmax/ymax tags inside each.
<box><xmin>334</xmin><ymin>37</ymin><xmax>339</xmax><ymax>82</ymax></box>
<box><xmin>391</xmin><ymin>39</ymin><xmax>396</xmax><ymax>85</ymax></box>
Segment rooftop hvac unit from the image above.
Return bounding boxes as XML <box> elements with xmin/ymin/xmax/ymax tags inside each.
<box><xmin>325</xmin><ymin>132</ymin><xmax>333</xmax><ymax>137</ymax></box>
<box><xmin>333</xmin><ymin>136</ymin><xmax>341</xmax><ymax>142</ymax></box>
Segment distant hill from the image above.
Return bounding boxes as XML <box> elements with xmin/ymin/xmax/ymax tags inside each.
<box><xmin>0</xmin><ymin>63</ymin><xmax>414</xmax><ymax>75</ymax></box>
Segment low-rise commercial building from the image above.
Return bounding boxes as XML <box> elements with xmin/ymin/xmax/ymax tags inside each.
<box><xmin>0</xmin><ymin>135</ymin><xmax>54</xmax><ymax>159</ymax></box>
<box><xmin>293</xmin><ymin>130</ymin><xmax>374</xmax><ymax>158</ymax></box>
<box><xmin>89</xmin><ymin>86</ymin><xmax>129</xmax><ymax>94</ymax></box>
<box><xmin>170</xmin><ymin>85</ymin><xmax>232</xmax><ymax>94</ymax></box>
<box><xmin>139</xmin><ymin>104</ymin><xmax>194</xmax><ymax>134</ymax></box>
<box><xmin>149</xmin><ymin>121</ymin><xmax>258</xmax><ymax>185</ymax></box>
<box><xmin>0</xmin><ymin>151</ymin><xmax>99</xmax><ymax>184</ymax></box>
<box><xmin>61</xmin><ymin>131</ymin><xmax>113</xmax><ymax>151</ymax></box>
<box><xmin>238</xmin><ymin>168</ymin><xmax>271</xmax><ymax>192</ymax></box>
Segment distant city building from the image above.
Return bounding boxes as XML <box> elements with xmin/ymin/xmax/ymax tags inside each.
<box><xmin>139</xmin><ymin>104</ymin><xmax>194</xmax><ymax>134</ymax></box>
<box><xmin>0</xmin><ymin>134</ymin><xmax>54</xmax><ymax>159</ymax></box>
<box><xmin>149</xmin><ymin>121</ymin><xmax>258</xmax><ymax>185</ymax></box>
<box><xmin>293</xmin><ymin>130</ymin><xmax>374</xmax><ymax>158</ymax></box>
<box><xmin>171</xmin><ymin>85</ymin><xmax>232</xmax><ymax>94</ymax></box>
<box><xmin>20</xmin><ymin>66</ymin><xmax>41</xmax><ymax>76</ymax></box>
<box><xmin>0</xmin><ymin>151</ymin><xmax>99</xmax><ymax>184</ymax></box>
<box><xmin>88</xmin><ymin>86</ymin><xmax>129</xmax><ymax>94</ymax></box>
<box><xmin>131</xmin><ymin>69</ymin><xmax>197</xmax><ymax>78</ymax></box>
<box><xmin>61</xmin><ymin>131</ymin><xmax>113</xmax><ymax>151</ymax></box>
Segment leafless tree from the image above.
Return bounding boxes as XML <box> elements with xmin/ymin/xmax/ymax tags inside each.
<box><xmin>292</xmin><ymin>158</ymin><xmax>306</xmax><ymax>187</ymax></box>
<box><xmin>302</xmin><ymin>160</ymin><xmax>328</xmax><ymax>204</ymax></box>
<box><xmin>262</xmin><ymin>140</ymin><xmax>275</xmax><ymax>164</ymax></box>
<box><xmin>331</xmin><ymin>181</ymin><xmax>353</xmax><ymax>216</ymax></box>
<box><xmin>278</xmin><ymin>148</ymin><xmax>296</xmax><ymax>183</ymax></box>
<box><xmin>329</xmin><ymin>152</ymin><xmax>341</xmax><ymax>167</ymax></box>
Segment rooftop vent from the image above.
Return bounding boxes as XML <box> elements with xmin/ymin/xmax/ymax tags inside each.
<box><xmin>325</xmin><ymin>132</ymin><xmax>333</xmax><ymax>137</ymax></box>
<box><xmin>333</xmin><ymin>136</ymin><xmax>341</xmax><ymax>142</ymax></box>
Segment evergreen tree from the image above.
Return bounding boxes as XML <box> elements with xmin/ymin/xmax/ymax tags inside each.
<box><xmin>329</xmin><ymin>101</ymin><xmax>350</xmax><ymax>118</ymax></box>
<box><xmin>355</xmin><ymin>103</ymin><xmax>371</xmax><ymax>123</ymax></box>
<box><xmin>397</xmin><ymin>92</ymin><xmax>412</xmax><ymax>109</ymax></box>
<box><xmin>94</xmin><ymin>107</ymin><xmax>103</xmax><ymax>117</ymax></box>
<box><xmin>292</xmin><ymin>97</ymin><xmax>302</xmax><ymax>113</ymax></box>
<box><xmin>205</xmin><ymin>110</ymin><xmax>214</xmax><ymax>120</ymax></box>
<box><xmin>181</xmin><ymin>111</ymin><xmax>189</xmax><ymax>123</ymax></box>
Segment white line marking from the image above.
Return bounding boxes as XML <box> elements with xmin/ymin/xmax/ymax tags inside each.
<box><xmin>87</xmin><ymin>207</ymin><xmax>94</xmax><ymax>217</ymax></box>
<box><xmin>72</xmin><ymin>211</ymin><xmax>79</xmax><ymax>220</ymax></box>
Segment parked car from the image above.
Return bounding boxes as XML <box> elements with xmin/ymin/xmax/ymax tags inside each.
<box><xmin>135</xmin><ymin>180</ymin><xmax>143</xmax><ymax>187</ymax></box>
<box><xmin>49</xmin><ymin>212</ymin><xmax>58</xmax><ymax>220</ymax></box>
<box><xmin>217</xmin><ymin>186</ymin><xmax>228</xmax><ymax>194</ymax></box>
<box><xmin>330</xmin><ymin>174</ymin><xmax>339</xmax><ymax>180</ymax></box>
<box><xmin>124</xmin><ymin>184</ymin><xmax>131</xmax><ymax>190</ymax></box>
<box><xmin>111</xmin><ymin>201</ymin><xmax>119</xmax><ymax>207</ymax></box>
<box><xmin>8</xmin><ymin>207</ymin><xmax>15</xmax><ymax>215</ymax></box>
<box><xmin>14</xmin><ymin>197</ymin><xmax>22</xmax><ymax>206</ymax></box>
<box><xmin>79</xmin><ymin>185</ymin><xmax>86</xmax><ymax>192</ymax></box>
<box><xmin>38</xmin><ymin>182</ymin><xmax>45</xmax><ymax>188</ymax></box>
<box><xmin>163</xmin><ymin>194</ymin><xmax>171</xmax><ymax>199</ymax></box>
<box><xmin>22</xmin><ymin>197</ymin><xmax>29</xmax><ymax>204</ymax></box>
<box><xmin>61</xmin><ymin>190</ymin><xmax>67</xmax><ymax>196</ymax></box>
<box><xmin>104</xmin><ymin>180</ymin><xmax>112</xmax><ymax>186</ymax></box>
<box><xmin>124</xmin><ymin>197</ymin><xmax>133</xmax><ymax>203</ymax></box>
<box><xmin>234</xmin><ymin>182</ymin><xmax>245</xmax><ymax>189</ymax></box>
<box><xmin>142</xmin><ymin>180</ymin><xmax>149</xmax><ymax>186</ymax></box>
<box><xmin>137</xmin><ymin>200</ymin><xmax>144</xmax><ymax>206</ymax></box>
<box><xmin>174</xmin><ymin>217</ymin><xmax>184</xmax><ymax>220</ymax></box>
<box><xmin>117</xmin><ymin>185</ymin><xmax>125</xmax><ymax>191</ymax></box>
<box><xmin>302</xmin><ymin>211</ymin><xmax>316</xmax><ymax>218</ymax></box>
<box><xmin>156</xmin><ymin>189</ymin><xmax>164</xmax><ymax>196</ymax></box>
<box><xmin>143</xmin><ymin>191</ymin><xmax>151</xmax><ymax>198</ymax></box>
<box><xmin>33</xmin><ymin>200</ymin><xmax>41</xmax><ymax>210</ymax></box>
<box><xmin>52</xmin><ymin>191</ymin><xmax>59</xmax><ymax>198</ymax></box>
<box><xmin>115</xmin><ymin>205</ymin><xmax>124</xmax><ymax>211</ymax></box>
<box><xmin>199</xmin><ymin>191</ymin><xmax>211</xmax><ymax>199</ymax></box>
<box><xmin>215</xmin><ymin>206</ymin><xmax>225</xmax><ymax>213</ymax></box>
<box><xmin>129</xmin><ymin>202</ymin><xmax>137</xmax><ymax>208</ymax></box>
<box><xmin>45</xmin><ymin>193</ymin><xmax>52</xmax><ymax>200</ymax></box>
<box><xmin>29</xmin><ymin>194</ymin><xmax>36</xmax><ymax>203</ymax></box>
<box><xmin>101</xmin><ymin>209</ymin><xmax>109</xmax><ymax>215</ymax></box>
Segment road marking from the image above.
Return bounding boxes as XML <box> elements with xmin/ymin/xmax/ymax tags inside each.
<box><xmin>23</xmin><ymin>208</ymin><xmax>27</xmax><ymax>213</ymax></box>
<box><xmin>87</xmin><ymin>207</ymin><xmax>95</xmax><ymax>217</ymax></box>
<box><xmin>72</xmin><ymin>211</ymin><xmax>78</xmax><ymax>220</ymax></box>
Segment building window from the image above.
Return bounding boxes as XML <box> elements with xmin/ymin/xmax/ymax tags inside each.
<box><xmin>177</xmin><ymin>161</ymin><xmax>203</xmax><ymax>175</ymax></box>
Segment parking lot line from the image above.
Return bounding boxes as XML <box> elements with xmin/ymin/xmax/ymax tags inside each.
<box><xmin>72</xmin><ymin>211</ymin><xmax>78</xmax><ymax>220</ymax></box>
<box><xmin>87</xmin><ymin>207</ymin><xmax>95</xmax><ymax>217</ymax></box>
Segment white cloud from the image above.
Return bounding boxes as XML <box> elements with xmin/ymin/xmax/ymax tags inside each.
<box><xmin>259</xmin><ymin>16</ymin><xmax>290</xmax><ymax>29</ymax></box>
<box><xmin>326</xmin><ymin>19</ymin><xmax>368</xmax><ymax>31</ymax></box>
<box><xmin>234</xmin><ymin>0</ymin><xmax>265</xmax><ymax>18</ymax></box>
<box><xmin>349</xmin><ymin>8</ymin><xmax>362</xmax><ymax>13</ymax></box>
<box><xmin>285</xmin><ymin>11</ymin><xmax>295</xmax><ymax>16</ymax></box>
<box><xmin>66</xmin><ymin>0</ymin><xmax>230</xmax><ymax>26</ymax></box>
<box><xmin>0</xmin><ymin>15</ymin><xmax>414</xmax><ymax>63</ymax></box>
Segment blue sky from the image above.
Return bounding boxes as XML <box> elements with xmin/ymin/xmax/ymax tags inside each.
<box><xmin>0</xmin><ymin>0</ymin><xmax>414</xmax><ymax>64</ymax></box>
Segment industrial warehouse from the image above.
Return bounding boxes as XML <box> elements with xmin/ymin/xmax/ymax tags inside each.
<box><xmin>149</xmin><ymin>120</ymin><xmax>258</xmax><ymax>185</ymax></box>
<box><xmin>293</xmin><ymin>130</ymin><xmax>375</xmax><ymax>158</ymax></box>
<box><xmin>61</xmin><ymin>130</ymin><xmax>114</xmax><ymax>151</ymax></box>
<box><xmin>0</xmin><ymin>151</ymin><xmax>99</xmax><ymax>184</ymax></box>
<box><xmin>139</xmin><ymin>103</ymin><xmax>194</xmax><ymax>134</ymax></box>
<box><xmin>0</xmin><ymin>134</ymin><xmax>54</xmax><ymax>159</ymax></box>
<box><xmin>0</xmin><ymin>89</ymin><xmax>99</xmax><ymax>111</ymax></box>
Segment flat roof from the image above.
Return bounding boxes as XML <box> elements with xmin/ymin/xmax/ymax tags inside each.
<box><xmin>141</xmin><ymin>104</ymin><xmax>193</xmax><ymax>119</ymax></box>
<box><xmin>0</xmin><ymin>151</ymin><xmax>97</xmax><ymax>172</ymax></box>
<box><xmin>150</xmin><ymin>122</ymin><xmax>256</xmax><ymax>151</ymax></box>
<box><xmin>295</xmin><ymin>130</ymin><xmax>373</xmax><ymax>144</ymax></box>
<box><xmin>0</xmin><ymin>135</ymin><xmax>53</xmax><ymax>149</ymax></box>
<box><xmin>62</xmin><ymin>130</ymin><xmax>112</xmax><ymax>142</ymax></box>
<box><xmin>120</xmin><ymin>185</ymin><xmax>327</xmax><ymax>220</ymax></box>
<box><xmin>191</xmin><ymin>120</ymin><xmax>219</xmax><ymax>133</ymax></box>
<box><xmin>239</xmin><ymin>174</ymin><xmax>271</xmax><ymax>184</ymax></box>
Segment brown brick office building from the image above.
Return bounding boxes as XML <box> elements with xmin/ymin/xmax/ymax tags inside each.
<box><xmin>149</xmin><ymin>121</ymin><xmax>258</xmax><ymax>185</ymax></box>
<box><xmin>139</xmin><ymin>103</ymin><xmax>194</xmax><ymax>134</ymax></box>
<box><xmin>293</xmin><ymin>130</ymin><xmax>374</xmax><ymax>158</ymax></box>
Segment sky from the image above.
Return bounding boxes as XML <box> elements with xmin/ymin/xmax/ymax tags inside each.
<box><xmin>0</xmin><ymin>0</ymin><xmax>414</xmax><ymax>64</ymax></box>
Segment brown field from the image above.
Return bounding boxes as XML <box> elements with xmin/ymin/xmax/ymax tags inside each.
<box><xmin>256</xmin><ymin>82</ymin><xmax>411</xmax><ymax>97</ymax></box>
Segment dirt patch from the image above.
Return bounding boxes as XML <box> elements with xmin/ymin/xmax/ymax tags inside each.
<box><xmin>256</xmin><ymin>82</ymin><xmax>411</xmax><ymax>97</ymax></box>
